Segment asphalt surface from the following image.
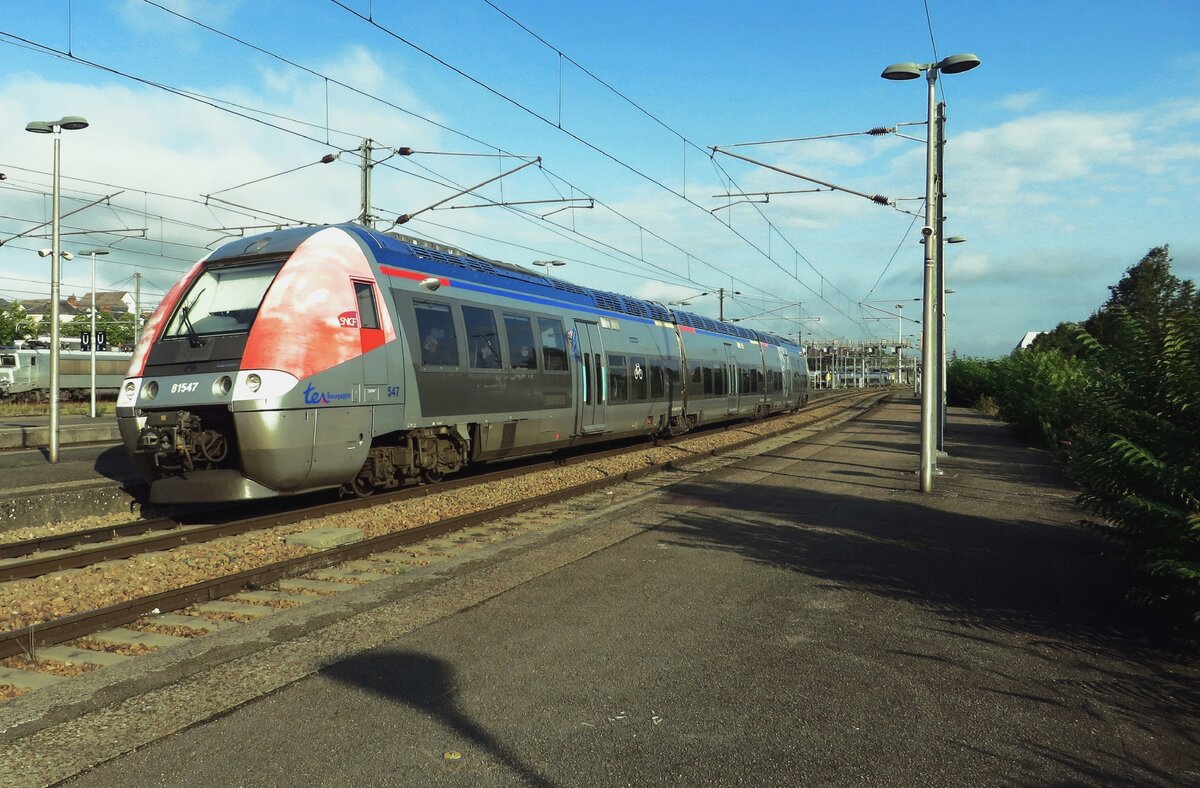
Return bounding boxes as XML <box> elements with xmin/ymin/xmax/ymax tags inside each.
<box><xmin>20</xmin><ymin>397</ymin><xmax>1200</xmax><ymax>786</ymax></box>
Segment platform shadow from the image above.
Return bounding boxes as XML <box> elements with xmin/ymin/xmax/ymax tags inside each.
<box><xmin>649</xmin><ymin>481</ymin><xmax>1200</xmax><ymax>770</ymax></box>
<box><xmin>323</xmin><ymin>650</ymin><xmax>555</xmax><ymax>787</ymax></box>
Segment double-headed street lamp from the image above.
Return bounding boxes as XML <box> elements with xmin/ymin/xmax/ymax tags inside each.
<box><xmin>80</xmin><ymin>249</ymin><xmax>109</xmax><ymax>419</ymax></box>
<box><xmin>532</xmin><ymin>259</ymin><xmax>566</xmax><ymax>274</ymax></box>
<box><xmin>26</xmin><ymin>115</ymin><xmax>90</xmax><ymax>464</ymax></box>
<box><xmin>882</xmin><ymin>53</ymin><xmax>979</xmax><ymax>492</ymax></box>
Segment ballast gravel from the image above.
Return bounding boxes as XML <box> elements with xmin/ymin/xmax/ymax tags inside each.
<box><xmin>0</xmin><ymin>396</ymin><xmax>867</xmax><ymax>637</ymax></box>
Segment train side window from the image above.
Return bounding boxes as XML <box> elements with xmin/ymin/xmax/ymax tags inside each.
<box><xmin>630</xmin><ymin>355</ymin><xmax>647</xmax><ymax>400</ymax></box>
<box><xmin>462</xmin><ymin>305</ymin><xmax>502</xmax><ymax>369</ymax></box>
<box><xmin>0</xmin><ymin>354</ymin><xmax>15</xmax><ymax>367</ymax></box>
<box><xmin>595</xmin><ymin>353</ymin><xmax>605</xmax><ymax>402</ymax></box>
<box><xmin>414</xmin><ymin>301</ymin><xmax>459</xmax><ymax>367</ymax></box>
<box><xmin>538</xmin><ymin>318</ymin><xmax>568</xmax><ymax>371</ymax></box>
<box><xmin>649</xmin><ymin>360</ymin><xmax>664</xmax><ymax>399</ymax></box>
<box><xmin>504</xmin><ymin>314</ymin><xmax>538</xmax><ymax>370</ymax></box>
<box><xmin>702</xmin><ymin>366</ymin><xmax>713</xmax><ymax>394</ymax></box>
<box><xmin>607</xmin><ymin>354</ymin><xmax>628</xmax><ymax>402</ymax></box>
<box><xmin>713</xmin><ymin>365</ymin><xmax>724</xmax><ymax>394</ymax></box>
<box><xmin>353</xmin><ymin>281</ymin><xmax>380</xmax><ymax>329</ymax></box>
<box><xmin>582</xmin><ymin>352</ymin><xmax>591</xmax><ymax>404</ymax></box>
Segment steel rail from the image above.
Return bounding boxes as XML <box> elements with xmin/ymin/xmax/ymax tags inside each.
<box><xmin>0</xmin><ymin>389</ymin><xmax>857</xmax><ymax>579</ymax></box>
<box><xmin>0</xmin><ymin>390</ymin><xmax>882</xmax><ymax>659</ymax></box>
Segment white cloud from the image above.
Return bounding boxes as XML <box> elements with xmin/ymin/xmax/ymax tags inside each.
<box><xmin>999</xmin><ymin>91</ymin><xmax>1043</xmax><ymax>112</ymax></box>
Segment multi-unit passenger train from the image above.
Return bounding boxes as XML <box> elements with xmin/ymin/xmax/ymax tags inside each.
<box><xmin>117</xmin><ymin>225</ymin><xmax>811</xmax><ymax>503</ymax></box>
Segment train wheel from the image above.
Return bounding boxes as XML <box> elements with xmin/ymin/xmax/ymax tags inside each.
<box><xmin>347</xmin><ymin>475</ymin><xmax>374</xmax><ymax>498</ymax></box>
<box><xmin>421</xmin><ymin>468</ymin><xmax>444</xmax><ymax>484</ymax></box>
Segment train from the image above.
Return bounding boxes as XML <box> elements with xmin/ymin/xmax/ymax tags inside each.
<box><xmin>117</xmin><ymin>224</ymin><xmax>812</xmax><ymax>504</ymax></box>
<box><xmin>0</xmin><ymin>345</ymin><xmax>133</xmax><ymax>401</ymax></box>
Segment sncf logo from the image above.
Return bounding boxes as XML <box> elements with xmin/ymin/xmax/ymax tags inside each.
<box><xmin>337</xmin><ymin>311</ymin><xmax>359</xmax><ymax>328</ymax></box>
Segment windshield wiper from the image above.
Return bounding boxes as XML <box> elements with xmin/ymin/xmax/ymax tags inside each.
<box><xmin>178</xmin><ymin>288</ymin><xmax>206</xmax><ymax>348</ymax></box>
<box><xmin>178</xmin><ymin>304</ymin><xmax>205</xmax><ymax>347</ymax></box>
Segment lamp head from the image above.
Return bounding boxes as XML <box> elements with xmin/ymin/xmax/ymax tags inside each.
<box><xmin>25</xmin><ymin>121</ymin><xmax>54</xmax><ymax>134</ymax></box>
<box><xmin>37</xmin><ymin>248</ymin><xmax>53</xmax><ymax>257</ymax></box>
<box><xmin>938</xmin><ymin>53</ymin><xmax>981</xmax><ymax>74</ymax></box>
<box><xmin>57</xmin><ymin>116</ymin><xmax>89</xmax><ymax>131</ymax></box>
<box><xmin>881</xmin><ymin>62</ymin><xmax>923</xmax><ymax>80</ymax></box>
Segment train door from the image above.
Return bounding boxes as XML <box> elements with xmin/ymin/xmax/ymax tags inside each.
<box><xmin>573</xmin><ymin>320</ymin><xmax>607</xmax><ymax>434</ymax></box>
<box><xmin>723</xmin><ymin>343</ymin><xmax>738</xmax><ymax>414</ymax></box>
<box><xmin>352</xmin><ymin>280</ymin><xmax>387</xmax><ymax>402</ymax></box>
<box><xmin>781</xmin><ymin>349</ymin><xmax>793</xmax><ymax>405</ymax></box>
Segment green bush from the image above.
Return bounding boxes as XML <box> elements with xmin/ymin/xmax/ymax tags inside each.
<box><xmin>986</xmin><ymin>350</ymin><xmax>1089</xmax><ymax>449</ymax></box>
<box><xmin>1071</xmin><ymin>309</ymin><xmax>1200</xmax><ymax>636</ymax></box>
<box><xmin>946</xmin><ymin>356</ymin><xmax>994</xmax><ymax>409</ymax></box>
<box><xmin>947</xmin><ymin>246</ymin><xmax>1200</xmax><ymax>637</ymax></box>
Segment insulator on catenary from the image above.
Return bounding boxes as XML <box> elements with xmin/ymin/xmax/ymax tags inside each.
<box><xmin>871</xmin><ymin>194</ymin><xmax>891</xmax><ymax>206</ymax></box>
<box><xmin>867</xmin><ymin>126</ymin><xmax>894</xmax><ymax>135</ymax></box>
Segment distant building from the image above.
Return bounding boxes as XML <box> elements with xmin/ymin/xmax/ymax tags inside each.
<box><xmin>19</xmin><ymin>298</ymin><xmax>82</xmax><ymax>322</ymax></box>
<box><xmin>1015</xmin><ymin>331</ymin><xmax>1042</xmax><ymax>350</ymax></box>
<box><xmin>68</xmin><ymin>290</ymin><xmax>137</xmax><ymax>315</ymax></box>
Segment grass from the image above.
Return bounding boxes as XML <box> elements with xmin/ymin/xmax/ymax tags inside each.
<box><xmin>0</xmin><ymin>400</ymin><xmax>117</xmax><ymax>418</ymax></box>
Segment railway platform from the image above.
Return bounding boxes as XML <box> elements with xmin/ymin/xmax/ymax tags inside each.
<box><xmin>3</xmin><ymin>395</ymin><xmax>1198</xmax><ymax>786</ymax></box>
<box><xmin>0</xmin><ymin>414</ymin><xmax>121</xmax><ymax>451</ymax></box>
<box><xmin>0</xmin><ymin>416</ymin><xmax>139</xmax><ymax>530</ymax></box>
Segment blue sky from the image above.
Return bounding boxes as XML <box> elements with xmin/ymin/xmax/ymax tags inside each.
<box><xmin>1</xmin><ymin>0</ymin><xmax>1197</xmax><ymax>357</ymax></box>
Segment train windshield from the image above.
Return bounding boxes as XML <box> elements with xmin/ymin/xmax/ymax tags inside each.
<box><xmin>0</xmin><ymin>354</ymin><xmax>16</xmax><ymax>367</ymax></box>
<box><xmin>164</xmin><ymin>260</ymin><xmax>284</xmax><ymax>340</ymax></box>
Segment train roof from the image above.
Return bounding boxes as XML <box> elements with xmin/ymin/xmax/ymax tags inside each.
<box><xmin>207</xmin><ymin>225</ymin><xmax>800</xmax><ymax>351</ymax></box>
<box><xmin>350</xmin><ymin>227</ymin><xmax>800</xmax><ymax>351</ymax></box>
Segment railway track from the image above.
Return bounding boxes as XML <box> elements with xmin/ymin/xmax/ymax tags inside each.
<box><xmin>0</xmin><ymin>390</ymin><xmax>883</xmax><ymax>691</ymax></box>
<box><xmin>0</xmin><ymin>389</ymin><xmax>861</xmax><ymax>581</ymax></box>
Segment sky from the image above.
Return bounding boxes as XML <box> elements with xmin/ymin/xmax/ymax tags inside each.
<box><xmin>1</xmin><ymin>0</ymin><xmax>1197</xmax><ymax>357</ymax></box>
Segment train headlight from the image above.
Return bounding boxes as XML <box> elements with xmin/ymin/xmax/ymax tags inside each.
<box><xmin>213</xmin><ymin>376</ymin><xmax>233</xmax><ymax>396</ymax></box>
<box><xmin>232</xmin><ymin>370</ymin><xmax>298</xmax><ymax>401</ymax></box>
<box><xmin>144</xmin><ymin>380</ymin><xmax>159</xmax><ymax>400</ymax></box>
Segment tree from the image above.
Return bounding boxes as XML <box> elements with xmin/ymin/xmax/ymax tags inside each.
<box><xmin>1084</xmin><ymin>245</ymin><xmax>1198</xmax><ymax>350</ymax></box>
<box><xmin>0</xmin><ymin>303</ymin><xmax>36</xmax><ymax>345</ymax></box>
<box><xmin>66</xmin><ymin>310</ymin><xmax>136</xmax><ymax>348</ymax></box>
<box><xmin>1029</xmin><ymin>320</ymin><xmax>1087</xmax><ymax>358</ymax></box>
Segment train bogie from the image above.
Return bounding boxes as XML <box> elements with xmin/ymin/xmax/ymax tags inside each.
<box><xmin>119</xmin><ymin>224</ymin><xmax>811</xmax><ymax>503</ymax></box>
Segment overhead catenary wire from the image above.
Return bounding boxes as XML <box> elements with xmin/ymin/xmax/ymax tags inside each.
<box><xmin>327</xmin><ymin>0</ymin><xmax>868</xmax><ymax>328</ymax></box>
<box><xmin>92</xmin><ymin>5</ymin><xmax>846</xmax><ymax>320</ymax></box>
<box><xmin>0</xmin><ymin>26</ymin><xmax>744</xmax><ymax>305</ymax></box>
<box><xmin>8</xmin><ymin>6</ymin><xmax>878</xmax><ymax>333</ymax></box>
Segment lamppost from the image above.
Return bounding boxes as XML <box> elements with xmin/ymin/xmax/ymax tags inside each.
<box><xmin>882</xmin><ymin>53</ymin><xmax>979</xmax><ymax>492</ymax></box>
<box><xmin>533</xmin><ymin>259</ymin><xmax>565</xmax><ymax>274</ymax></box>
<box><xmin>80</xmin><ymin>248</ymin><xmax>109</xmax><ymax>419</ymax></box>
<box><xmin>26</xmin><ymin>115</ymin><xmax>89</xmax><ymax>464</ymax></box>
<box><xmin>895</xmin><ymin>305</ymin><xmax>905</xmax><ymax>385</ymax></box>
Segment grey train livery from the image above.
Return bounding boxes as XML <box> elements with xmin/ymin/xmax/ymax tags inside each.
<box><xmin>118</xmin><ymin>225</ymin><xmax>810</xmax><ymax>503</ymax></box>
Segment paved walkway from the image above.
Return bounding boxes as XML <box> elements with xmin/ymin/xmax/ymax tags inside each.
<box><xmin>12</xmin><ymin>396</ymin><xmax>1200</xmax><ymax>786</ymax></box>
